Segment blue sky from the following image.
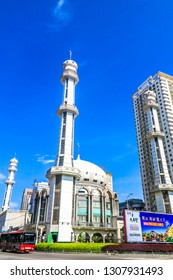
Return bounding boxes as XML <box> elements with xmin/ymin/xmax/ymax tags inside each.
<box><xmin>0</xmin><ymin>0</ymin><xmax>173</xmax><ymax>209</ymax></box>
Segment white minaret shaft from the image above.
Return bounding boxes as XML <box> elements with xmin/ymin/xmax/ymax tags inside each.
<box><xmin>2</xmin><ymin>158</ymin><xmax>18</xmax><ymax>212</ymax></box>
<box><xmin>56</xmin><ymin>58</ymin><xmax>79</xmax><ymax>167</ymax></box>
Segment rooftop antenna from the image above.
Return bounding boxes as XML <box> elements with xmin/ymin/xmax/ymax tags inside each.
<box><xmin>69</xmin><ymin>50</ymin><xmax>72</xmax><ymax>60</ymax></box>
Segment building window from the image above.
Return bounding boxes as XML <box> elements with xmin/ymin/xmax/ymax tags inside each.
<box><xmin>39</xmin><ymin>198</ymin><xmax>46</xmax><ymax>222</ymax></box>
<box><xmin>59</xmin><ymin>156</ymin><xmax>64</xmax><ymax>166</ymax></box>
<box><xmin>62</xmin><ymin>125</ymin><xmax>66</xmax><ymax>138</ymax></box>
<box><xmin>160</xmin><ymin>175</ymin><xmax>166</xmax><ymax>184</ymax></box>
<box><xmin>92</xmin><ymin>190</ymin><xmax>102</xmax><ymax>223</ymax></box>
<box><xmin>55</xmin><ymin>175</ymin><xmax>61</xmax><ymax>189</ymax></box>
<box><xmin>77</xmin><ymin>189</ymin><xmax>88</xmax><ymax>224</ymax></box>
<box><xmin>93</xmin><ymin>216</ymin><xmax>101</xmax><ymax>222</ymax></box>
<box><xmin>65</xmin><ymin>79</ymin><xmax>68</xmax><ymax>98</ymax></box>
<box><xmin>63</xmin><ymin>112</ymin><xmax>67</xmax><ymax>124</ymax></box>
<box><xmin>106</xmin><ymin>202</ymin><xmax>111</xmax><ymax>210</ymax></box>
<box><xmin>60</xmin><ymin>139</ymin><xmax>65</xmax><ymax>154</ymax></box>
<box><xmin>78</xmin><ymin>215</ymin><xmax>87</xmax><ymax>222</ymax></box>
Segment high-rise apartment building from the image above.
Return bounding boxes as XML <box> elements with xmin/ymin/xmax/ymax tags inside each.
<box><xmin>132</xmin><ymin>72</ymin><xmax>173</xmax><ymax>213</ymax></box>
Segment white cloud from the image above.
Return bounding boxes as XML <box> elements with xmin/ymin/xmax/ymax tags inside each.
<box><xmin>57</xmin><ymin>0</ymin><xmax>65</xmax><ymax>8</ymax></box>
<box><xmin>36</xmin><ymin>155</ymin><xmax>55</xmax><ymax>165</ymax></box>
<box><xmin>10</xmin><ymin>202</ymin><xmax>19</xmax><ymax>209</ymax></box>
<box><xmin>0</xmin><ymin>173</ymin><xmax>6</xmax><ymax>181</ymax></box>
<box><xmin>53</xmin><ymin>0</ymin><xmax>71</xmax><ymax>22</ymax></box>
<box><xmin>112</xmin><ymin>147</ymin><xmax>137</xmax><ymax>163</ymax></box>
<box><xmin>47</xmin><ymin>1</ymin><xmax>72</xmax><ymax>30</ymax></box>
<box><xmin>78</xmin><ymin>60</ymin><xmax>88</xmax><ymax>68</ymax></box>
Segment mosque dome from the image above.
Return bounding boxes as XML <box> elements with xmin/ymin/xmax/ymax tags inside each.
<box><xmin>73</xmin><ymin>156</ymin><xmax>106</xmax><ymax>186</ymax></box>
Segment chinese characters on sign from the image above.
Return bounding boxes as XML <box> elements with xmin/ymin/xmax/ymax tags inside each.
<box><xmin>124</xmin><ymin>210</ymin><xmax>173</xmax><ymax>243</ymax></box>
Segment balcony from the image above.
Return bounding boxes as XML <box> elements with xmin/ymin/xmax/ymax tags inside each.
<box><xmin>61</xmin><ymin>69</ymin><xmax>79</xmax><ymax>84</ymax></box>
<box><xmin>143</xmin><ymin>101</ymin><xmax>159</xmax><ymax>112</ymax></box>
<box><xmin>46</xmin><ymin>166</ymin><xmax>81</xmax><ymax>179</ymax></box>
<box><xmin>57</xmin><ymin>104</ymin><xmax>79</xmax><ymax>117</ymax></box>
<box><xmin>150</xmin><ymin>184</ymin><xmax>173</xmax><ymax>192</ymax></box>
<box><xmin>146</xmin><ymin>130</ymin><xmax>165</xmax><ymax>140</ymax></box>
<box><xmin>72</xmin><ymin>222</ymin><xmax>117</xmax><ymax>230</ymax></box>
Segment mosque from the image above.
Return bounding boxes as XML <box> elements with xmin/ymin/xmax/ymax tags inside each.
<box><xmin>44</xmin><ymin>55</ymin><xmax>120</xmax><ymax>243</ymax></box>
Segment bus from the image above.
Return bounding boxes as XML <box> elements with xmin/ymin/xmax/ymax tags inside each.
<box><xmin>0</xmin><ymin>230</ymin><xmax>36</xmax><ymax>253</ymax></box>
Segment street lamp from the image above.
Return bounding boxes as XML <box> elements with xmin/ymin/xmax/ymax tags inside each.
<box><xmin>126</xmin><ymin>193</ymin><xmax>133</xmax><ymax>209</ymax></box>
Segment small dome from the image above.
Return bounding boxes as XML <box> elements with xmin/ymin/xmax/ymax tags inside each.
<box><xmin>10</xmin><ymin>158</ymin><xmax>18</xmax><ymax>164</ymax></box>
<box><xmin>63</xmin><ymin>59</ymin><xmax>78</xmax><ymax>70</ymax></box>
<box><xmin>74</xmin><ymin>158</ymin><xmax>106</xmax><ymax>186</ymax></box>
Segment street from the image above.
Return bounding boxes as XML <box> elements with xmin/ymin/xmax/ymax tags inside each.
<box><xmin>0</xmin><ymin>251</ymin><xmax>173</xmax><ymax>260</ymax></box>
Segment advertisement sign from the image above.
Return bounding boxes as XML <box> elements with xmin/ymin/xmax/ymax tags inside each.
<box><xmin>124</xmin><ymin>210</ymin><xmax>143</xmax><ymax>242</ymax></box>
<box><xmin>124</xmin><ymin>210</ymin><xmax>173</xmax><ymax>243</ymax></box>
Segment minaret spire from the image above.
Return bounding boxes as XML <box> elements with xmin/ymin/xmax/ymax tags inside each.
<box><xmin>77</xmin><ymin>143</ymin><xmax>80</xmax><ymax>160</ymax></box>
<box><xmin>69</xmin><ymin>50</ymin><xmax>72</xmax><ymax>60</ymax></box>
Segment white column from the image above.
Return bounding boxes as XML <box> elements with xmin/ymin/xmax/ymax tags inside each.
<box><xmin>58</xmin><ymin>176</ymin><xmax>74</xmax><ymax>242</ymax></box>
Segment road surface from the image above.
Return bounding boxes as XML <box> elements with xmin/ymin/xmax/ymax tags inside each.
<box><xmin>0</xmin><ymin>251</ymin><xmax>173</xmax><ymax>260</ymax></box>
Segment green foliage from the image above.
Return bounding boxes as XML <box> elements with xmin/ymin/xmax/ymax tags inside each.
<box><xmin>35</xmin><ymin>242</ymin><xmax>116</xmax><ymax>253</ymax></box>
<box><xmin>165</xmin><ymin>236</ymin><xmax>173</xmax><ymax>243</ymax></box>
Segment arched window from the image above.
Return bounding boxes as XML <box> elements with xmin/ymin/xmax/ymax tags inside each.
<box><xmin>77</xmin><ymin>188</ymin><xmax>88</xmax><ymax>225</ymax></box>
<box><xmin>92</xmin><ymin>189</ymin><xmax>102</xmax><ymax>226</ymax></box>
<box><xmin>105</xmin><ymin>192</ymin><xmax>112</xmax><ymax>227</ymax></box>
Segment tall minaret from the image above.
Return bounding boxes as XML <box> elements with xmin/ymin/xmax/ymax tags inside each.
<box><xmin>1</xmin><ymin>157</ymin><xmax>18</xmax><ymax>212</ymax></box>
<box><xmin>46</xmin><ymin>54</ymin><xmax>81</xmax><ymax>242</ymax></box>
<box><xmin>56</xmin><ymin>51</ymin><xmax>79</xmax><ymax>167</ymax></box>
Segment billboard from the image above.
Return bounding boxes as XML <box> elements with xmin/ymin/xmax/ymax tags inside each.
<box><xmin>124</xmin><ymin>210</ymin><xmax>173</xmax><ymax>243</ymax></box>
